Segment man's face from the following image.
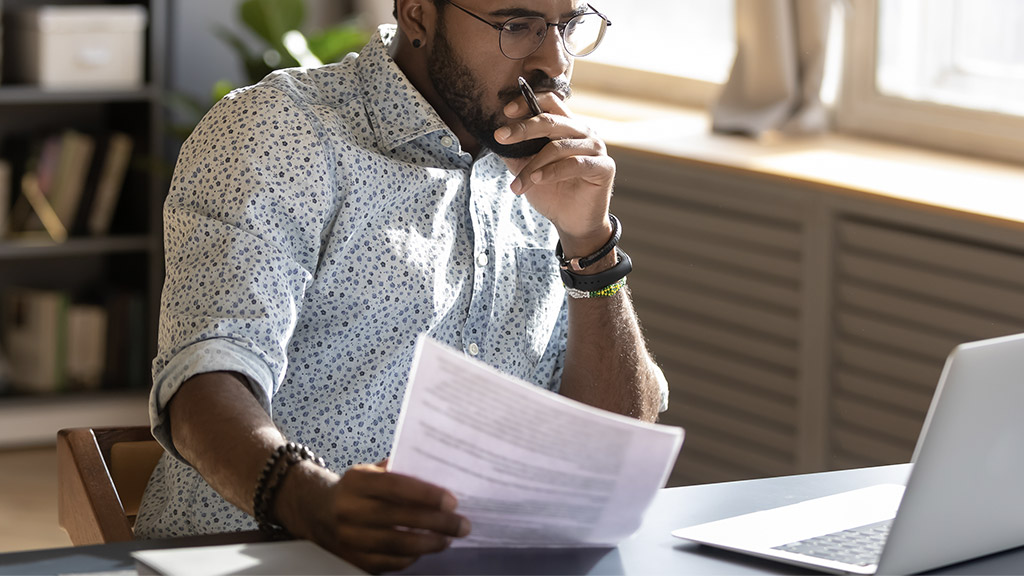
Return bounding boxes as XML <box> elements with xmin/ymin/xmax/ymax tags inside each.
<box><xmin>426</xmin><ymin>0</ymin><xmax>578</xmax><ymax>158</ymax></box>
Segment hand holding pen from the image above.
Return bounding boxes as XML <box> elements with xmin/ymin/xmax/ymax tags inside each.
<box><xmin>497</xmin><ymin>76</ymin><xmax>616</xmax><ymax>257</ymax></box>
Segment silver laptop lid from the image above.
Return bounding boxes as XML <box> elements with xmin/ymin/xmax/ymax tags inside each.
<box><xmin>880</xmin><ymin>333</ymin><xmax>1024</xmax><ymax>574</ymax></box>
<box><xmin>672</xmin><ymin>333</ymin><xmax>1024</xmax><ymax>574</ymax></box>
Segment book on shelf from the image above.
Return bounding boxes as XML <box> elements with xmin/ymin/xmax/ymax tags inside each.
<box><xmin>103</xmin><ymin>290</ymin><xmax>147</xmax><ymax>390</ymax></box>
<box><xmin>0</xmin><ymin>348</ymin><xmax>10</xmax><ymax>394</ymax></box>
<box><xmin>66</xmin><ymin>303</ymin><xmax>108</xmax><ymax>391</ymax></box>
<box><xmin>19</xmin><ymin>172</ymin><xmax>67</xmax><ymax>242</ymax></box>
<box><xmin>0</xmin><ymin>287</ymin><xmax>143</xmax><ymax>394</ymax></box>
<box><xmin>4</xmin><ymin>129</ymin><xmax>137</xmax><ymax>241</ymax></box>
<box><xmin>8</xmin><ymin>131</ymin><xmax>89</xmax><ymax>240</ymax></box>
<box><xmin>7</xmin><ymin>136</ymin><xmax>56</xmax><ymax>236</ymax></box>
<box><xmin>0</xmin><ymin>288</ymin><xmax>69</xmax><ymax>394</ymax></box>
<box><xmin>0</xmin><ymin>159</ymin><xmax>10</xmax><ymax>239</ymax></box>
<box><xmin>18</xmin><ymin>131</ymin><xmax>95</xmax><ymax>230</ymax></box>
<box><xmin>50</xmin><ymin>130</ymin><xmax>96</xmax><ymax>231</ymax></box>
<box><xmin>86</xmin><ymin>132</ymin><xmax>134</xmax><ymax>236</ymax></box>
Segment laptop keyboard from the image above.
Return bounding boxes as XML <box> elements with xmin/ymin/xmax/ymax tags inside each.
<box><xmin>773</xmin><ymin>519</ymin><xmax>892</xmax><ymax>567</ymax></box>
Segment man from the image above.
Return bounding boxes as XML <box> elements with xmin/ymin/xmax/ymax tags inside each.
<box><xmin>136</xmin><ymin>0</ymin><xmax>668</xmax><ymax>572</ymax></box>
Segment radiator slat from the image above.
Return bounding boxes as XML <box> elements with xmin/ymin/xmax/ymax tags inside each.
<box><xmin>612</xmin><ymin>165</ymin><xmax>803</xmax><ymax>486</ymax></box>
<box><xmin>832</xmin><ymin>396</ymin><xmax>925</xmax><ymax>448</ymax></box>
<box><xmin>840</xmin><ymin>253</ymin><xmax>1024</xmax><ymax>320</ymax></box>
<box><xmin>836</xmin><ymin>311</ymin><xmax>960</xmax><ymax>363</ymax></box>
<box><xmin>835</xmin><ymin>341</ymin><xmax>943</xmax><ymax>391</ymax></box>
<box><xmin>831</xmin><ymin>216</ymin><xmax>1024</xmax><ymax>472</ymax></box>
<box><xmin>840</xmin><ymin>219</ymin><xmax>1024</xmax><ymax>286</ymax></box>
<box><xmin>639</xmin><ymin>311</ymin><xmax>799</xmax><ymax>372</ymax></box>
<box><xmin>635</xmin><ymin>282</ymin><xmax>800</xmax><ymax>341</ymax></box>
<box><xmin>838</xmin><ymin>284</ymin><xmax>1023</xmax><ymax>339</ymax></box>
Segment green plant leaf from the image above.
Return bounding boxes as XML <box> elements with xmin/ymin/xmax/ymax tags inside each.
<box><xmin>306</xmin><ymin>24</ymin><xmax>371</xmax><ymax>63</ymax></box>
<box><xmin>212</xmin><ymin>80</ymin><xmax>238</xmax><ymax>102</ymax></box>
<box><xmin>213</xmin><ymin>25</ymin><xmax>256</xmax><ymax>68</ymax></box>
<box><xmin>239</xmin><ymin>0</ymin><xmax>305</xmax><ymax>49</ymax></box>
<box><xmin>212</xmin><ymin>26</ymin><xmax>276</xmax><ymax>83</ymax></box>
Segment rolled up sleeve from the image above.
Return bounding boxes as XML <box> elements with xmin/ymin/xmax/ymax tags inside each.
<box><xmin>149</xmin><ymin>82</ymin><xmax>335</xmax><ymax>461</ymax></box>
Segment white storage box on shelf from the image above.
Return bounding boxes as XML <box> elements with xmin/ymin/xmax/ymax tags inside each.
<box><xmin>8</xmin><ymin>5</ymin><xmax>148</xmax><ymax>90</ymax></box>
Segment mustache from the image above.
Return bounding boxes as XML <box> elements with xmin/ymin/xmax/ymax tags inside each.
<box><xmin>499</xmin><ymin>75</ymin><xmax>573</xmax><ymax>103</ymax></box>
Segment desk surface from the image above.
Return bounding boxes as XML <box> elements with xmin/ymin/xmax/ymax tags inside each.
<box><xmin>3</xmin><ymin>464</ymin><xmax>1023</xmax><ymax>575</ymax></box>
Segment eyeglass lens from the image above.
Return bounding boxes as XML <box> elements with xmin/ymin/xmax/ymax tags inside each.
<box><xmin>499</xmin><ymin>12</ymin><xmax>608</xmax><ymax>59</ymax></box>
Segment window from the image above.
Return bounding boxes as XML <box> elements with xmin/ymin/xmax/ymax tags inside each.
<box><xmin>877</xmin><ymin>0</ymin><xmax>1024</xmax><ymax>118</ymax></box>
<box><xmin>838</xmin><ymin>0</ymin><xmax>1024</xmax><ymax>164</ymax></box>
<box><xmin>572</xmin><ymin>0</ymin><xmax>735</xmax><ymax>107</ymax></box>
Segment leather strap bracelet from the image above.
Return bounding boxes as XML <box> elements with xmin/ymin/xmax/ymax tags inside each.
<box><xmin>560</xmin><ymin>247</ymin><xmax>632</xmax><ymax>293</ymax></box>
<box><xmin>556</xmin><ymin>213</ymin><xmax>621</xmax><ymax>272</ymax></box>
<box><xmin>253</xmin><ymin>442</ymin><xmax>326</xmax><ymax>536</ymax></box>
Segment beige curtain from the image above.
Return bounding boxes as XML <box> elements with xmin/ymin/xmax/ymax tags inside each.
<box><xmin>712</xmin><ymin>0</ymin><xmax>833</xmax><ymax>136</ymax></box>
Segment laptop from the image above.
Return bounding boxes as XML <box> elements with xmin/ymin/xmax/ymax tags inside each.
<box><xmin>672</xmin><ymin>332</ymin><xmax>1024</xmax><ymax>574</ymax></box>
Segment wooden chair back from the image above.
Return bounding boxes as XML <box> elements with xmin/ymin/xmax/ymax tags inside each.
<box><xmin>57</xmin><ymin>426</ymin><xmax>164</xmax><ymax>545</ymax></box>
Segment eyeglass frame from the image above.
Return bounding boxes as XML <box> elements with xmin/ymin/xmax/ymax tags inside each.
<box><xmin>438</xmin><ymin>0</ymin><xmax>613</xmax><ymax>60</ymax></box>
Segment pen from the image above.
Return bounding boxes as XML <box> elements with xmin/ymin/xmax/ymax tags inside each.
<box><xmin>518</xmin><ymin>76</ymin><xmax>544</xmax><ymax>117</ymax></box>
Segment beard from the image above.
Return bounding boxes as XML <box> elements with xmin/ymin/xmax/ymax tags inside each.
<box><xmin>427</xmin><ymin>19</ymin><xmax>570</xmax><ymax>159</ymax></box>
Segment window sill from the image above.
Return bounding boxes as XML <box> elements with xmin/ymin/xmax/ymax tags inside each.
<box><xmin>572</xmin><ymin>89</ymin><xmax>1024</xmax><ymax>228</ymax></box>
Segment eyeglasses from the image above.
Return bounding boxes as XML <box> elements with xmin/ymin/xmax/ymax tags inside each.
<box><xmin>441</xmin><ymin>0</ymin><xmax>612</xmax><ymax>60</ymax></box>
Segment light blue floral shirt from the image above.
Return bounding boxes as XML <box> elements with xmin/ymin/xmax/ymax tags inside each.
<box><xmin>135</xmin><ymin>26</ymin><xmax>569</xmax><ymax>537</ymax></box>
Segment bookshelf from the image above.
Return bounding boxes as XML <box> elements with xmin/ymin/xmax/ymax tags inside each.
<box><xmin>0</xmin><ymin>0</ymin><xmax>166</xmax><ymax>446</ymax></box>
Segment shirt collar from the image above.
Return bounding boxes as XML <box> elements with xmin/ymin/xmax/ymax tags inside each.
<box><xmin>357</xmin><ymin>25</ymin><xmax>453</xmax><ymax>152</ymax></box>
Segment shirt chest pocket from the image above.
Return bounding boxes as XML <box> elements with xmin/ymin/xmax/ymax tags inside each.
<box><xmin>512</xmin><ymin>246</ymin><xmax>565</xmax><ymax>366</ymax></box>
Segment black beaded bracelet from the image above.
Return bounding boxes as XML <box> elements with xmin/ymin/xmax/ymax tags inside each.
<box><xmin>253</xmin><ymin>442</ymin><xmax>326</xmax><ymax>536</ymax></box>
<box><xmin>556</xmin><ymin>213</ymin><xmax>621</xmax><ymax>272</ymax></box>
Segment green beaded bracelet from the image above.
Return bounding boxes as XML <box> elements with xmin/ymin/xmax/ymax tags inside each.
<box><xmin>565</xmin><ymin>276</ymin><xmax>627</xmax><ymax>299</ymax></box>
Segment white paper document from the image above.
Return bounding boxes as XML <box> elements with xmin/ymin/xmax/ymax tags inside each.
<box><xmin>388</xmin><ymin>336</ymin><xmax>684</xmax><ymax>548</ymax></box>
<box><xmin>131</xmin><ymin>540</ymin><xmax>365</xmax><ymax>575</ymax></box>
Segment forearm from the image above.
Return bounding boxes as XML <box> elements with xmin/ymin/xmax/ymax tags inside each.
<box><xmin>559</xmin><ymin>284</ymin><xmax>665</xmax><ymax>422</ymax></box>
<box><xmin>168</xmin><ymin>372</ymin><xmax>299</xmax><ymax>517</ymax></box>
<box><xmin>167</xmin><ymin>371</ymin><xmax>467</xmax><ymax>571</ymax></box>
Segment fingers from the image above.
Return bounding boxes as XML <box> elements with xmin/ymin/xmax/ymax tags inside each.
<box><xmin>336</xmin><ymin>490</ymin><xmax>470</xmax><ymax>537</ymax></box>
<box><xmin>345</xmin><ymin>464</ymin><xmax>458</xmax><ymax>512</ymax></box>
<box><xmin>495</xmin><ymin>97</ymin><xmax>614</xmax><ymax>197</ymax></box>
<box><xmin>495</xmin><ymin>110</ymin><xmax>592</xmax><ymax>147</ymax></box>
<box><xmin>334</xmin><ymin>523</ymin><xmax>454</xmax><ymax>557</ymax></box>
<box><xmin>314</xmin><ymin>465</ymin><xmax>471</xmax><ymax>572</ymax></box>
<box><xmin>508</xmin><ymin>139</ymin><xmax>614</xmax><ymax>196</ymax></box>
<box><xmin>528</xmin><ymin>154</ymin><xmax>615</xmax><ymax>192</ymax></box>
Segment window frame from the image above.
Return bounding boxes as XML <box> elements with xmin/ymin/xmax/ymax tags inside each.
<box><xmin>836</xmin><ymin>0</ymin><xmax>1024</xmax><ymax>165</ymax></box>
<box><xmin>570</xmin><ymin>60</ymin><xmax>720</xmax><ymax>108</ymax></box>
<box><xmin>568</xmin><ymin>0</ymin><xmax>735</xmax><ymax>109</ymax></box>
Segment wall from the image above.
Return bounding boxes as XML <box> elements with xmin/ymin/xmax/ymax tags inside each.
<box><xmin>169</xmin><ymin>0</ymin><xmax>356</xmax><ymax>111</ymax></box>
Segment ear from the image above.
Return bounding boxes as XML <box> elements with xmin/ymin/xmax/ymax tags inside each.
<box><xmin>395</xmin><ymin>0</ymin><xmax>437</xmax><ymax>47</ymax></box>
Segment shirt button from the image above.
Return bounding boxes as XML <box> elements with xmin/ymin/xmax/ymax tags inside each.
<box><xmin>468</xmin><ymin>343</ymin><xmax>480</xmax><ymax>356</ymax></box>
<box><xmin>476</xmin><ymin>253</ymin><xmax>489</xmax><ymax>267</ymax></box>
<box><xmin>441</xmin><ymin>136</ymin><xmax>454</xmax><ymax>148</ymax></box>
